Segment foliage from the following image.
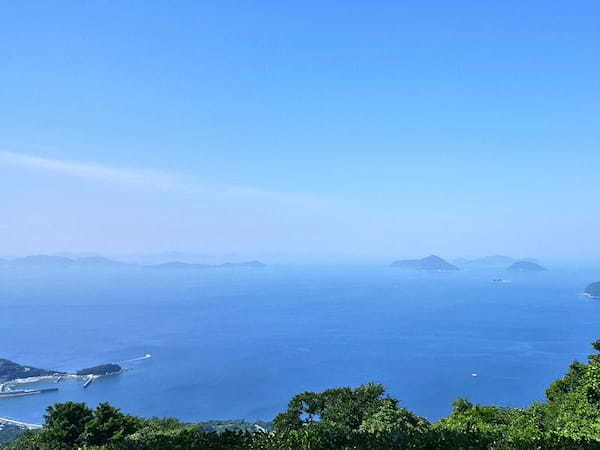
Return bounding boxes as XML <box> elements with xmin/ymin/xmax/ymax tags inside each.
<box><xmin>77</xmin><ymin>364</ymin><xmax>122</xmax><ymax>377</ymax></box>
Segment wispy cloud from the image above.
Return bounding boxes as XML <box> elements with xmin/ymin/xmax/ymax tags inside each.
<box><xmin>0</xmin><ymin>151</ymin><xmax>322</xmax><ymax>206</ymax></box>
<box><xmin>0</xmin><ymin>151</ymin><xmax>185</xmax><ymax>190</ymax></box>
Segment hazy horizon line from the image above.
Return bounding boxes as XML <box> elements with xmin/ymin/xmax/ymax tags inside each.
<box><xmin>2</xmin><ymin>251</ymin><xmax>598</xmax><ymax>265</ymax></box>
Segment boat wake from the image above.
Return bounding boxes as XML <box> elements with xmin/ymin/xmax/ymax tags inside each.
<box><xmin>119</xmin><ymin>354</ymin><xmax>152</xmax><ymax>363</ymax></box>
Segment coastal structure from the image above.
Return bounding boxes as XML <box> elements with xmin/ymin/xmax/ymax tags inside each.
<box><xmin>83</xmin><ymin>376</ymin><xmax>96</xmax><ymax>388</ymax></box>
<box><xmin>0</xmin><ymin>358</ymin><xmax>123</xmax><ymax>398</ymax></box>
<box><xmin>0</xmin><ymin>388</ymin><xmax>58</xmax><ymax>399</ymax></box>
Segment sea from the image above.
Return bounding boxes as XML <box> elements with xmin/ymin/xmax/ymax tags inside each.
<box><xmin>1</xmin><ymin>264</ymin><xmax>599</xmax><ymax>425</ymax></box>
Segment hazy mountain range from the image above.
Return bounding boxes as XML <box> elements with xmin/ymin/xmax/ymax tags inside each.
<box><xmin>507</xmin><ymin>260</ymin><xmax>547</xmax><ymax>272</ymax></box>
<box><xmin>0</xmin><ymin>255</ymin><xmax>266</xmax><ymax>269</ymax></box>
<box><xmin>146</xmin><ymin>261</ymin><xmax>266</xmax><ymax>270</ymax></box>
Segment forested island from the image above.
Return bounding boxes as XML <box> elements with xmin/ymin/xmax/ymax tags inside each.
<box><xmin>6</xmin><ymin>340</ymin><xmax>600</xmax><ymax>449</ymax></box>
<box><xmin>76</xmin><ymin>364</ymin><xmax>122</xmax><ymax>377</ymax></box>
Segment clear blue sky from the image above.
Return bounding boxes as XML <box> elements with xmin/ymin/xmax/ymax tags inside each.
<box><xmin>1</xmin><ymin>1</ymin><xmax>599</xmax><ymax>262</ymax></box>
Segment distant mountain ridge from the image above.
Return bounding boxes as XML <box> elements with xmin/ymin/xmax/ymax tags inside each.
<box><xmin>146</xmin><ymin>262</ymin><xmax>213</xmax><ymax>270</ymax></box>
<box><xmin>10</xmin><ymin>255</ymin><xmax>76</xmax><ymax>266</ymax></box>
<box><xmin>3</xmin><ymin>255</ymin><xmax>126</xmax><ymax>267</ymax></box>
<box><xmin>0</xmin><ymin>255</ymin><xmax>265</xmax><ymax>269</ymax></box>
<box><xmin>507</xmin><ymin>261</ymin><xmax>547</xmax><ymax>272</ymax></box>
<box><xmin>74</xmin><ymin>256</ymin><xmax>129</xmax><ymax>266</ymax></box>
<box><xmin>391</xmin><ymin>255</ymin><xmax>459</xmax><ymax>271</ymax></box>
<box><xmin>146</xmin><ymin>260</ymin><xmax>266</xmax><ymax>269</ymax></box>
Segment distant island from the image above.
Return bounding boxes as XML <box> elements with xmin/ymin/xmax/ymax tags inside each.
<box><xmin>1</xmin><ymin>358</ymin><xmax>122</xmax><ymax>397</ymax></box>
<box><xmin>76</xmin><ymin>364</ymin><xmax>122</xmax><ymax>377</ymax></box>
<box><xmin>507</xmin><ymin>260</ymin><xmax>547</xmax><ymax>272</ymax></box>
<box><xmin>218</xmin><ymin>261</ymin><xmax>266</xmax><ymax>268</ymax></box>
<box><xmin>146</xmin><ymin>260</ymin><xmax>266</xmax><ymax>269</ymax></box>
<box><xmin>146</xmin><ymin>262</ymin><xmax>213</xmax><ymax>270</ymax></box>
<box><xmin>1</xmin><ymin>255</ymin><xmax>128</xmax><ymax>268</ymax></box>
<box><xmin>72</xmin><ymin>256</ymin><xmax>129</xmax><ymax>267</ymax></box>
<box><xmin>390</xmin><ymin>255</ymin><xmax>459</xmax><ymax>271</ymax></box>
<box><xmin>585</xmin><ymin>282</ymin><xmax>600</xmax><ymax>299</ymax></box>
<box><xmin>8</xmin><ymin>255</ymin><xmax>77</xmax><ymax>267</ymax></box>
<box><xmin>0</xmin><ymin>255</ymin><xmax>266</xmax><ymax>270</ymax></box>
<box><xmin>77</xmin><ymin>364</ymin><xmax>123</xmax><ymax>376</ymax></box>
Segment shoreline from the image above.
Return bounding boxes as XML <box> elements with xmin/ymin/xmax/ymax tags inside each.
<box><xmin>0</xmin><ymin>374</ymin><xmax>83</xmax><ymax>392</ymax></box>
<box><xmin>0</xmin><ymin>372</ymin><xmax>122</xmax><ymax>395</ymax></box>
<box><xmin>1</xmin><ymin>357</ymin><xmax>141</xmax><ymax>397</ymax></box>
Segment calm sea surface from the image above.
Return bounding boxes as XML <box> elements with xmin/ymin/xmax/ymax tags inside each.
<box><xmin>2</xmin><ymin>264</ymin><xmax>599</xmax><ymax>424</ymax></box>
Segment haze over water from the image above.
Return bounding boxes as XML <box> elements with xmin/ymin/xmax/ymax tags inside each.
<box><xmin>2</xmin><ymin>264</ymin><xmax>599</xmax><ymax>424</ymax></box>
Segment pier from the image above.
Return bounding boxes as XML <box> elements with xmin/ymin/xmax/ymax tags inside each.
<box><xmin>83</xmin><ymin>376</ymin><xmax>96</xmax><ymax>388</ymax></box>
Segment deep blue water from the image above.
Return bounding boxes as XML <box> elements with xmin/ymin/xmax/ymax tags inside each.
<box><xmin>1</xmin><ymin>264</ymin><xmax>600</xmax><ymax>424</ymax></box>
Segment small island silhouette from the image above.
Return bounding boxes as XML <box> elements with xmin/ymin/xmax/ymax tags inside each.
<box><xmin>585</xmin><ymin>282</ymin><xmax>600</xmax><ymax>299</ymax></box>
<box><xmin>390</xmin><ymin>255</ymin><xmax>459</xmax><ymax>271</ymax></box>
<box><xmin>506</xmin><ymin>261</ymin><xmax>547</xmax><ymax>272</ymax></box>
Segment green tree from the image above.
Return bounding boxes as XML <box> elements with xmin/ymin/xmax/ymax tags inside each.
<box><xmin>83</xmin><ymin>403</ymin><xmax>140</xmax><ymax>446</ymax></box>
<box><xmin>43</xmin><ymin>401</ymin><xmax>93</xmax><ymax>447</ymax></box>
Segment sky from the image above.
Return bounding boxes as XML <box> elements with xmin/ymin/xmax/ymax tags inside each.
<box><xmin>1</xmin><ymin>1</ymin><xmax>599</xmax><ymax>262</ymax></box>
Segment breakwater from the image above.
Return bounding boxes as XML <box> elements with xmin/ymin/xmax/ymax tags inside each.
<box><xmin>0</xmin><ymin>388</ymin><xmax>58</xmax><ymax>399</ymax></box>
